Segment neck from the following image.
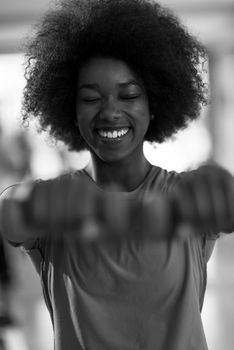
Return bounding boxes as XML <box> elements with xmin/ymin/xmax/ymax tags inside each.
<box><xmin>87</xmin><ymin>151</ymin><xmax>152</xmax><ymax>192</ymax></box>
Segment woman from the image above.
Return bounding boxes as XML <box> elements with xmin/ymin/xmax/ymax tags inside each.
<box><xmin>0</xmin><ymin>0</ymin><xmax>234</xmax><ymax>349</ymax></box>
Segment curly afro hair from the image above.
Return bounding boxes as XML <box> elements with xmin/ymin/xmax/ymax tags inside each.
<box><xmin>22</xmin><ymin>0</ymin><xmax>208</xmax><ymax>151</ymax></box>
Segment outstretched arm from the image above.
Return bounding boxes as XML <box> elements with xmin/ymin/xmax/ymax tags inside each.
<box><xmin>0</xmin><ymin>176</ymin><xmax>135</xmax><ymax>244</ymax></box>
<box><xmin>173</xmin><ymin>164</ymin><xmax>234</xmax><ymax>235</ymax></box>
<box><xmin>1</xmin><ymin>165</ymin><xmax>233</xmax><ymax>246</ymax></box>
<box><xmin>0</xmin><ymin>174</ymin><xmax>172</xmax><ymax>244</ymax></box>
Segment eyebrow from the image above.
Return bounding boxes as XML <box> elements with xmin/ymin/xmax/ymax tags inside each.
<box><xmin>78</xmin><ymin>80</ymin><xmax>142</xmax><ymax>91</ymax></box>
<box><xmin>78</xmin><ymin>83</ymin><xmax>99</xmax><ymax>91</ymax></box>
<box><xmin>119</xmin><ymin>80</ymin><xmax>142</xmax><ymax>88</ymax></box>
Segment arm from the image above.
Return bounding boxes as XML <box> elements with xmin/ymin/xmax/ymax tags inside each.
<box><xmin>0</xmin><ymin>176</ymin><xmax>91</xmax><ymax>244</ymax></box>
<box><xmin>2</xmin><ymin>165</ymin><xmax>232</xmax><ymax>246</ymax></box>
<box><xmin>0</xmin><ymin>183</ymin><xmax>40</xmax><ymax>244</ymax></box>
<box><xmin>0</xmin><ymin>176</ymin><xmax>133</xmax><ymax>244</ymax></box>
<box><xmin>173</xmin><ymin>164</ymin><xmax>234</xmax><ymax>235</ymax></box>
<box><xmin>0</xmin><ymin>175</ymin><xmax>172</xmax><ymax>244</ymax></box>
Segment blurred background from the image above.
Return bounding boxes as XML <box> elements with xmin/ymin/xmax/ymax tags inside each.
<box><xmin>0</xmin><ymin>0</ymin><xmax>233</xmax><ymax>349</ymax></box>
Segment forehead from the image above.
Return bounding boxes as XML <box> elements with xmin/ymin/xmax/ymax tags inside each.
<box><xmin>77</xmin><ymin>57</ymin><xmax>141</xmax><ymax>85</ymax></box>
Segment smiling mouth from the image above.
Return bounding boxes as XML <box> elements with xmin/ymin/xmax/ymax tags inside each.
<box><xmin>96</xmin><ymin>127</ymin><xmax>130</xmax><ymax>139</ymax></box>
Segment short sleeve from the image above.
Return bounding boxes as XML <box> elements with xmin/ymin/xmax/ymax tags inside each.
<box><xmin>172</xmin><ymin>170</ymin><xmax>221</xmax><ymax>262</ymax></box>
<box><xmin>20</xmin><ymin>237</ymin><xmax>46</xmax><ymax>275</ymax></box>
<box><xmin>203</xmin><ymin>228</ymin><xmax>220</xmax><ymax>262</ymax></box>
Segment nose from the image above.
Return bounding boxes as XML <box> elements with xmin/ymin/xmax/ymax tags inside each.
<box><xmin>99</xmin><ymin>97</ymin><xmax>122</xmax><ymax>121</ymax></box>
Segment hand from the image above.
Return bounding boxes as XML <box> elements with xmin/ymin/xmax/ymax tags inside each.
<box><xmin>1</xmin><ymin>174</ymin><xmax>172</xmax><ymax>243</ymax></box>
<box><xmin>173</xmin><ymin>165</ymin><xmax>234</xmax><ymax>234</ymax></box>
<box><xmin>1</xmin><ymin>175</ymin><xmax>134</xmax><ymax>242</ymax></box>
<box><xmin>22</xmin><ymin>176</ymin><xmax>172</xmax><ymax>241</ymax></box>
<box><xmin>21</xmin><ymin>175</ymin><xmax>124</xmax><ymax>240</ymax></box>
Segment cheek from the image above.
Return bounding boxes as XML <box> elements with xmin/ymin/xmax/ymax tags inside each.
<box><xmin>137</xmin><ymin>95</ymin><xmax>150</xmax><ymax>116</ymax></box>
<box><xmin>135</xmin><ymin>103</ymin><xmax>151</xmax><ymax>129</ymax></box>
<box><xmin>76</xmin><ymin>102</ymin><xmax>99</xmax><ymax>125</ymax></box>
<box><xmin>76</xmin><ymin>107</ymin><xmax>91</xmax><ymax>129</ymax></box>
<box><xmin>76</xmin><ymin>115</ymin><xmax>89</xmax><ymax>141</ymax></box>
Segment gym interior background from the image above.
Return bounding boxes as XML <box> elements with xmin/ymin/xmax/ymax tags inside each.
<box><xmin>0</xmin><ymin>0</ymin><xmax>233</xmax><ymax>349</ymax></box>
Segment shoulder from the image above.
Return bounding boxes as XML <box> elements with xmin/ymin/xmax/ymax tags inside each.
<box><xmin>147</xmin><ymin>167</ymin><xmax>220</xmax><ymax>254</ymax></box>
<box><xmin>145</xmin><ymin>165</ymin><xmax>182</xmax><ymax>195</ymax></box>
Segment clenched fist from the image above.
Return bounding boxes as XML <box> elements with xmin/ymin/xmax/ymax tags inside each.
<box><xmin>0</xmin><ymin>174</ymin><xmax>171</xmax><ymax>243</ymax></box>
<box><xmin>173</xmin><ymin>165</ymin><xmax>234</xmax><ymax>234</ymax></box>
<box><xmin>1</xmin><ymin>165</ymin><xmax>233</xmax><ymax>245</ymax></box>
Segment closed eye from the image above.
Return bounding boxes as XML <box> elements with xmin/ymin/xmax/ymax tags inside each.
<box><xmin>81</xmin><ymin>97</ymin><xmax>101</xmax><ymax>102</ymax></box>
<box><xmin>120</xmin><ymin>94</ymin><xmax>140</xmax><ymax>100</ymax></box>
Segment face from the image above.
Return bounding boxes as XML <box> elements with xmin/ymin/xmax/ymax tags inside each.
<box><xmin>76</xmin><ymin>57</ymin><xmax>150</xmax><ymax>163</ymax></box>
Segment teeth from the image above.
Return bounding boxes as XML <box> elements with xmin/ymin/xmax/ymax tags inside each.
<box><xmin>98</xmin><ymin>128</ymin><xmax>129</xmax><ymax>139</ymax></box>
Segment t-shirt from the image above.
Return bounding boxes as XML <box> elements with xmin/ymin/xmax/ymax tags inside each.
<box><xmin>21</xmin><ymin>166</ymin><xmax>218</xmax><ymax>350</ymax></box>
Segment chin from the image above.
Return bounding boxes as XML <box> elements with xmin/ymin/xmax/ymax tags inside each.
<box><xmin>94</xmin><ymin>150</ymin><xmax>128</xmax><ymax>164</ymax></box>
